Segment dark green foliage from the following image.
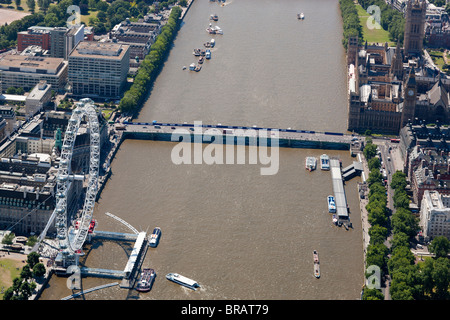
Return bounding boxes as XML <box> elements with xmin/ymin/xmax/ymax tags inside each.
<box><xmin>119</xmin><ymin>6</ymin><xmax>182</xmax><ymax>114</ymax></box>
<box><xmin>339</xmin><ymin>0</ymin><xmax>363</xmax><ymax>48</ymax></box>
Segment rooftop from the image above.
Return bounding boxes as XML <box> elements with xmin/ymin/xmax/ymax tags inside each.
<box><xmin>69</xmin><ymin>41</ymin><xmax>129</xmax><ymax>60</ymax></box>
<box><xmin>0</xmin><ymin>55</ymin><xmax>65</xmax><ymax>74</ymax></box>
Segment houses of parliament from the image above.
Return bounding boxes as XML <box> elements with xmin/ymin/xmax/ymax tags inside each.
<box><xmin>347</xmin><ymin>0</ymin><xmax>450</xmax><ymax>134</ymax></box>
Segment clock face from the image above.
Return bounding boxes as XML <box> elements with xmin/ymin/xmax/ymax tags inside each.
<box><xmin>408</xmin><ymin>89</ymin><xmax>414</xmax><ymax>96</ymax></box>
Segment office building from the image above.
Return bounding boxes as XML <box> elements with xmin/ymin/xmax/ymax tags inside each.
<box><xmin>68</xmin><ymin>41</ymin><xmax>130</xmax><ymax>98</ymax></box>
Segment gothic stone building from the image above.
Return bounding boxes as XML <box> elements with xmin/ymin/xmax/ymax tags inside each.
<box><xmin>346</xmin><ymin>0</ymin><xmax>450</xmax><ymax>135</ymax></box>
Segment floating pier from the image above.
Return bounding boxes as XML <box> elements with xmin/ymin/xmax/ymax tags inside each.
<box><xmin>330</xmin><ymin>158</ymin><xmax>349</xmax><ymax>221</ymax></box>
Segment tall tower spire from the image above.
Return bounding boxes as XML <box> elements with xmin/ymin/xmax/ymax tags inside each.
<box><xmin>403</xmin><ymin>0</ymin><xmax>426</xmax><ymax>57</ymax></box>
<box><xmin>401</xmin><ymin>67</ymin><xmax>417</xmax><ymax>128</ymax></box>
<box><xmin>390</xmin><ymin>41</ymin><xmax>404</xmax><ymax>80</ymax></box>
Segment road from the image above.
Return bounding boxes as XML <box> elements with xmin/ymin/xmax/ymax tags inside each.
<box><xmin>371</xmin><ymin>138</ymin><xmax>405</xmax><ymax>300</ymax></box>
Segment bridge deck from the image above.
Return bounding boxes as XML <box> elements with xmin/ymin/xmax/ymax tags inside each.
<box><xmin>119</xmin><ymin>121</ymin><xmax>362</xmax><ymax>149</ymax></box>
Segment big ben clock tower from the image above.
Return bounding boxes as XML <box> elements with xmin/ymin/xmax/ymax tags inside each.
<box><xmin>401</xmin><ymin>67</ymin><xmax>417</xmax><ymax>128</ymax></box>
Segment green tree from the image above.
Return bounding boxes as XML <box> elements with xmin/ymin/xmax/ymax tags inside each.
<box><xmin>368</xmin><ymin>157</ymin><xmax>381</xmax><ymax>171</ymax></box>
<box><xmin>1</xmin><ymin>232</ymin><xmax>15</xmax><ymax>245</ymax></box>
<box><xmin>32</xmin><ymin>262</ymin><xmax>46</xmax><ymax>277</ymax></box>
<box><xmin>26</xmin><ymin>0</ymin><xmax>35</xmax><ymax>12</ymax></box>
<box><xmin>390</xmin><ymin>171</ymin><xmax>407</xmax><ymax>190</ymax></box>
<box><xmin>369</xmin><ymin>224</ymin><xmax>388</xmax><ymax>245</ymax></box>
<box><xmin>367</xmin><ymin>169</ymin><xmax>383</xmax><ymax>187</ymax></box>
<box><xmin>363</xmin><ymin>143</ymin><xmax>377</xmax><ymax>160</ymax></box>
<box><xmin>428</xmin><ymin>236</ymin><xmax>450</xmax><ymax>258</ymax></box>
<box><xmin>6</xmin><ymin>87</ymin><xmax>16</xmax><ymax>94</ymax></box>
<box><xmin>366</xmin><ymin>243</ymin><xmax>389</xmax><ymax>276</ymax></box>
<box><xmin>27</xmin><ymin>252</ymin><xmax>40</xmax><ymax>269</ymax></box>
<box><xmin>20</xmin><ymin>265</ymin><xmax>32</xmax><ymax>280</ymax></box>
<box><xmin>431</xmin><ymin>257</ymin><xmax>450</xmax><ymax>299</ymax></box>
<box><xmin>362</xmin><ymin>287</ymin><xmax>384</xmax><ymax>300</ymax></box>
<box><xmin>96</xmin><ymin>0</ymin><xmax>108</xmax><ymax>11</ymax></box>
<box><xmin>391</xmin><ymin>207</ymin><xmax>418</xmax><ymax>239</ymax></box>
<box><xmin>393</xmin><ymin>191</ymin><xmax>410</xmax><ymax>210</ymax></box>
<box><xmin>389</xmin><ymin>232</ymin><xmax>410</xmax><ymax>253</ymax></box>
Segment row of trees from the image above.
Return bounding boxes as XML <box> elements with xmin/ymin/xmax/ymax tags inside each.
<box><xmin>362</xmin><ymin>140</ymin><xmax>450</xmax><ymax>299</ymax></box>
<box><xmin>362</xmin><ymin>138</ymin><xmax>389</xmax><ymax>300</ymax></box>
<box><xmin>339</xmin><ymin>0</ymin><xmax>363</xmax><ymax>49</ymax></box>
<box><xmin>389</xmin><ymin>171</ymin><xmax>449</xmax><ymax>300</ymax></box>
<box><xmin>3</xmin><ymin>251</ymin><xmax>46</xmax><ymax>300</ymax></box>
<box><xmin>119</xmin><ymin>5</ymin><xmax>182</xmax><ymax>114</ymax></box>
<box><xmin>358</xmin><ymin>0</ymin><xmax>405</xmax><ymax>44</ymax></box>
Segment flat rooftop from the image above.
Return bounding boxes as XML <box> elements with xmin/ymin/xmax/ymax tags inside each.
<box><xmin>0</xmin><ymin>55</ymin><xmax>65</xmax><ymax>74</ymax></box>
<box><xmin>69</xmin><ymin>41</ymin><xmax>129</xmax><ymax>60</ymax></box>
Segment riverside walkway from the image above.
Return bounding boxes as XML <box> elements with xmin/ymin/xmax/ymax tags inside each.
<box><xmin>118</xmin><ymin>121</ymin><xmax>363</xmax><ymax>150</ymax></box>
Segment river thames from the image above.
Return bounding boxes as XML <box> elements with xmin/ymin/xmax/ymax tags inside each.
<box><xmin>40</xmin><ymin>0</ymin><xmax>364</xmax><ymax>300</ymax></box>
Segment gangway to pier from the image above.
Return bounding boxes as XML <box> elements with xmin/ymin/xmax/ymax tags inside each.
<box><xmin>80</xmin><ymin>267</ymin><xmax>125</xmax><ymax>279</ymax></box>
<box><xmin>91</xmin><ymin>230</ymin><xmax>139</xmax><ymax>242</ymax></box>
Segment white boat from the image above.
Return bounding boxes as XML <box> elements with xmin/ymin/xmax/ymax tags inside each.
<box><xmin>320</xmin><ymin>154</ymin><xmax>330</xmax><ymax>171</ymax></box>
<box><xmin>210</xmin><ymin>38</ymin><xmax>215</xmax><ymax>47</ymax></box>
<box><xmin>327</xmin><ymin>195</ymin><xmax>336</xmax><ymax>213</ymax></box>
<box><xmin>305</xmin><ymin>157</ymin><xmax>317</xmax><ymax>171</ymax></box>
<box><xmin>332</xmin><ymin>214</ymin><xmax>338</xmax><ymax>225</ymax></box>
<box><xmin>298</xmin><ymin>13</ymin><xmax>305</xmax><ymax>20</ymax></box>
<box><xmin>166</xmin><ymin>273</ymin><xmax>200</xmax><ymax>290</ymax></box>
<box><xmin>148</xmin><ymin>227</ymin><xmax>161</xmax><ymax>248</ymax></box>
<box><xmin>313</xmin><ymin>250</ymin><xmax>320</xmax><ymax>278</ymax></box>
<box><xmin>189</xmin><ymin>63</ymin><xmax>196</xmax><ymax>71</ymax></box>
<box><xmin>205</xmin><ymin>49</ymin><xmax>211</xmax><ymax>59</ymax></box>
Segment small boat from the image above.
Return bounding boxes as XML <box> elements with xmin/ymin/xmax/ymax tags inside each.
<box><xmin>204</xmin><ymin>39</ymin><xmax>216</xmax><ymax>48</ymax></box>
<box><xmin>332</xmin><ymin>214</ymin><xmax>338</xmax><ymax>225</ymax></box>
<box><xmin>210</xmin><ymin>14</ymin><xmax>218</xmax><ymax>21</ymax></box>
<box><xmin>320</xmin><ymin>154</ymin><xmax>330</xmax><ymax>171</ymax></box>
<box><xmin>166</xmin><ymin>273</ymin><xmax>200</xmax><ymax>290</ymax></box>
<box><xmin>298</xmin><ymin>13</ymin><xmax>305</xmax><ymax>20</ymax></box>
<box><xmin>193</xmin><ymin>48</ymin><xmax>206</xmax><ymax>56</ymax></box>
<box><xmin>182</xmin><ymin>66</ymin><xmax>186</xmax><ymax>70</ymax></box>
<box><xmin>313</xmin><ymin>250</ymin><xmax>320</xmax><ymax>278</ymax></box>
<box><xmin>189</xmin><ymin>63</ymin><xmax>202</xmax><ymax>72</ymax></box>
<box><xmin>327</xmin><ymin>195</ymin><xmax>336</xmax><ymax>213</ymax></box>
<box><xmin>135</xmin><ymin>268</ymin><xmax>156</xmax><ymax>292</ymax></box>
<box><xmin>149</xmin><ymin>227</ymin><xmax>161</xmax><ymax>247</ymax></box>
<box><xmin>305</xmin><ymin>156</ymin><xmax>317</xmax><ymax>171</ymax></box>
<box><xmin>198</xmin><ymin>56</ymin><xmax>204</xmax><ymax>64</ymax></box>
<box><xmin>205</xmin><ymin>49</ymin><xmax>211</xmax><ymax>59</ymax></box>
